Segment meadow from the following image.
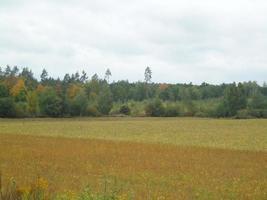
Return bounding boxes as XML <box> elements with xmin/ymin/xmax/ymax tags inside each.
<box><xmin>0</xmin><ymin>118</ymin><xmax>267</xmax><ymax>199</ymax></box>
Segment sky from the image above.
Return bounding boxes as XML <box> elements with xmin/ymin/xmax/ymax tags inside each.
<box><xmin>0</xmin><ymin>0</ymin><xmax>267</xmax><ymax>84</ymax></box>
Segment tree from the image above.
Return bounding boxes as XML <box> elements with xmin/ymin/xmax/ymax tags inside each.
<box><xmin>72</xmin><ymin>72</ymin><xmax>80</xmax><ymax>82</ymax></box>
<box><xmin>0</xmin><ymin>97</ymin><xmax>15</xmax><ymax>117</ymax></box>
<box><xmin>85</xmin><ymin>74</ymin><xmax>101</xmax><ymax>99</ymax></box>
<box><xmin>131</xmin><ymin>82</ymin><xmax>146</xmax><ymax>101</ymax></box>
<box><xmin>0</xmin><ymin>67</ymin><xmax>3</xmax><ymax>79</ymax></box>
<box><xmin>97</xmin><ymin>85</ymin><xmax>113</xmax><ymax>115</ymax></box>
<box><xmin>105</xmin><ymin>68</ymin><xmax>112</xmax><ymax>83</ymax></box>
<box><xmin>67</xmin><ymin>84</ymin><xmax>81</xmax><ymax>99</ymax></box>
<box><xmin>110</xmin><ymin>81</ymin><xmax>131</xmax><ymax>102</ymax></box>
<box><xmin>0</xmin><ymin>83</ymin><xmax>9</xmax><ymax>97</ymax></box>
<box><xmin>0</xmin><ymin>83</ymin><xmax>15</xmax><ymax>117</ymax></box>
<box><xmin>4</xmin><ymin>65</ymin><xmax>12</xmax><ymax>77</ymax></box>
<box><xmin>40</xmin><ymin>69</ymin><xmax>48</xmax><ymax>83</ymax></box>
<box><xmin>221</xmin><ymin>83</ymin><xmax>247</xmax><ymax>116</ymax></box>
<box><xmin>20</xmin><ymin>67</ymin><xmax>37</xmax><ymax>90</ymax></box>
<box><xmin>144</xmin><ymin>67</ymin><xmax>152</xmax><ymax>83</ymax></box>
<box><xmin>39</xmin><ymin>87</ymin><xmax>63</xmax><ymax>117</ymax></box>
<box><xmin>27</xmin><ymin>91</ymin><xmax>39</xmax><ymax>116</ymax></box>
<box><xmin>80</xmin><ymin>70</ymin><xmax>88</xmax><ymax>83</ymax></box>
<box><xmin>63</xmin><ymin>73</ymin><xmax>71</xmax><ymax>84</ymax></box>
<box><xmin>10</xmin><ymin>79</ymin><xmax>27</xmax><ymax>102</ymax></box>
<box><xmin>248</xmin><ymin>92</ymin><xmax>267</xmax><ymax>109</ymax></box>
<box><xmin>91</xmin><ymin>73</ymin><xmax>99</xmax><ymax>81</ymax></box>
<box><xmin>11</xmin><ymin>66</ymin><xmax>19</xmax><ymax>76</ymax></box>
<box><xmin>69</xmin><ymin>90</ymin><xmax>88</xmax><ymax>116</ymax></box>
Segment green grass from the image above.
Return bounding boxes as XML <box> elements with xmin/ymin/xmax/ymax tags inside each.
<box><xmin>0</xmin><ymin>117</ymin><xmax>266</xmax><ymax>151</ymax></box>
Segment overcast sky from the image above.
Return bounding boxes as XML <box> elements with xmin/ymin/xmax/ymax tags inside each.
<box><xmin>0</xmin><ymin>0</ymin><xmax>267</xmax><ymax>84</ymax></box>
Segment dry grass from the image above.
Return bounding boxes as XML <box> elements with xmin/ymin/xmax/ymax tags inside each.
<box><xmin>0</xmin><ymin>134</ymin><xmax>266</xmax><ymax>199</ymax></box>
<box><xmin>0</xmin><ymin>117</ymin><xmax>266</xmax><ymax>151</ymax></box>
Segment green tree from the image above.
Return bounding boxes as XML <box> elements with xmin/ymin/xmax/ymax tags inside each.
<box><xmin>80</xmin><ymin>70</ymin><xmax>88</xmax><ymax>83</ymax></box>
<box><xmin>221</xmin><ymin>83</ymin><xmax>247</xmax><ymax>116</ymax></box>
<box><xmin>20</xmin><ymin>67</ymin><xmax>38</xmax><ymax>91</ymax></box>
<box><xmin>0</xmin><ymin>97</ymin><xmax>15</xmax><ymax>117</ymax></box>
<box><xmin>97</xmin><ymin>85</ymin><xmax>113</xmax><ymax>115</ymax></box>
<box><xmin>39</xmin><ymin>87</ymin><xmax>63</xmax><ymax>117</ymax></box>
<box><xmin>0</xmin><ymin>83</ymin><xmax>9</xmax><ymax>97</ymax></box>
<box><xmin>248</xmin><ymin>92</ymin><xmax>267</xmax><ymax>109</ymax></box>
<box><xmin>144</xmin><ymin>67</ymin><xmax>152</xmax><ymax>83</ymax></box>
<box><xmin>69</xmin><ymin>90</ymin><xmax>88</xmax><ymax>116</ymax></box>
<box><xmin>105</xmin><ymin>68</ymin><xmax>112</xmax><ymax>83</ymax></box>
<box><xmin>40</xmin><ymin>69</ymin><xmax>48</xmax><ymax>83</ymax></box>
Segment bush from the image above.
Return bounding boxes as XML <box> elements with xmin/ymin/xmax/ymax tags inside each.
<box><xmin>261</xmin><ymin>109</ymin><xmax>267</xmax><ymax>118</ymax></box>
<box><xmin>184</xmin><ymin>101</ymin><xmax>197</xmax><ymax>116</ymax></box>
<box><xmin>164</xmin><ymin>104</ymin><xmax>180</xmax><ymax>117</ymax></box>
<box><xmin>213</xmin><ymin>102</ymin><xmax>228</xmax><ymax>118</ymax></box>
<box><xmin>15</xmin><ymin>102</ymin><xmax>29</xmax><ymax>118</ymax></box>
<box><xmin>194</xmin><ymin>111</ymin><xmax>208</xmax><ymax>118</ymax></box>
<box><xmin>145</xmin><ymin>99</ymin><xmax>165</xmax><ymax>117</ymax></box>
<box><xmin>248</xmin><ymin>109</ymin><xmax>267</xmax><ymax>118</ymax></box>
<box><xmin>236</xmin><ymin>109</ymin><xmax>252</xmax><ymax>119</ymax></box>
<box><xmin>119</xmin><ymin>105</ymin><xmax>131</xmax><ymax>115</ymax></box>
<box><xmin>87</xmin><ymin>104</ymin><xmax>100</xmax><ymax>117</ymax></box>
<box><xmin>248</xmin><ymin>109</ymin><xmax>262</xmax><ymax>118</ymax></box>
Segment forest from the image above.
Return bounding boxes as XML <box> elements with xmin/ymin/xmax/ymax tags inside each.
<box><xmin>0</xmin><ymin>65</ymin><xmax>267</xmax><ymax>118</ymax></box>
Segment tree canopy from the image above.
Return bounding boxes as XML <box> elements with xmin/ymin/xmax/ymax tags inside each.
<box><xmin>0</xmin><ymin>65</ymin><xmax>266</xmax><ymax>118</ymax></box>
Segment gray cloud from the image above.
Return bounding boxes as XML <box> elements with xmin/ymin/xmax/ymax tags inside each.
<box><xmin>0</xmin><ymin>0</ymin><xmax>267</xmax><ymax>84</ymax></box>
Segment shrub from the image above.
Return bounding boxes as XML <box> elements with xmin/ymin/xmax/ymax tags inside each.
<box><xmin>236</xmin><ymin>109</ymin><xmax>252</xmax><ymax>119</ymax></box>
<box><xmin>145</xmin><ymin>99</ymin><xmax>165</xmax><ymax>117</ymax></box>
<box><xmin>15</xmin><ymin>102</ymin><xmax>29</xmax><ymax>118</ymax></box>
<box><xmin>248</xmin><ymin>109</ymin><xmax>262</xmax><ymax>118</ymax></box>
<box><xmin>261</xmin><ymin>109</ymin><xmax>267</xmax><ymax>118</ymax></box>
<box><xmin>87</xmin><ymin>104</ymin><xmax>100</xmax><ymax>117</ymax></box>
<box><xmin>164</xmin><ymin>104</ymin><xmax>180</xmax><ymax>117</ymax></box>
<box><xmin>194</xmin><ymin>111</ymin><xmax>208</xmax><ymax>118</ymax></box>
<box><xmin>248</xmin><ymin>109</ymin><xmax>267</xmax><ymax>118</ymax></box>
<box><xmin>213</xmin><ymin>102</ymin><xmax>228</xmax><ymax>118</ymax></box>
<box><xmin>119</xmin><ymin>105</ymin><xmax>131</xmax><ymax>115</ymax></box>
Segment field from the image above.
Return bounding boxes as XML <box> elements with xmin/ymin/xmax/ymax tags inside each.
<box><xmin>0</xmin><ymin>118</ymin><xmax>267</xmax><ymax>199</ymax></box>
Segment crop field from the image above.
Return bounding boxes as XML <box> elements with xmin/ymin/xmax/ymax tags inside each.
<box><xmin>0</xmin><ymin>118</ymin><xmax>267</xmax><ymax>199</ymax></box>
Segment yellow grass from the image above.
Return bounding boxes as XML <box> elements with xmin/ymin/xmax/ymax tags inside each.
<box><xmin>0</xmin><ymin>118</ymin><xmax>266</xmax><ymax>199</ymax></box>
<box><xmin>0</xmin><ymin>134</ymin><xmax>266</xmax><ymax>199</ymax></box>
<box><xmin>0</xmin><ymin>117</ymin><xmax>266</xmax><ymax>151</ymax></box>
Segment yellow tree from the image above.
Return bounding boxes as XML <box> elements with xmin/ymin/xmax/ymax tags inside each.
<box><xmin>27</xmin><ymin>91</ymin><xmax>39</xmax><ymax>116</ymax></box>
<box><xmin>67</xmin><ymin>84</ymin><xmax>81</xmax><ymax>99</ymax></box>
<box><xmin>36</xmin><ymin>84</ymin><xmax>45</xmax><ymax>94</ymax></box>
<box><xmin>10</xmin><ymin>78</ymin><xmax>27</xmax><ymax>102</ymax></box>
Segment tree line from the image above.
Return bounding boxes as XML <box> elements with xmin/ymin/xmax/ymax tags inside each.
<box><xmin>0</xmin><ymin>65</ymin><xmax>267</xmax><ymax>118</ymax></box>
